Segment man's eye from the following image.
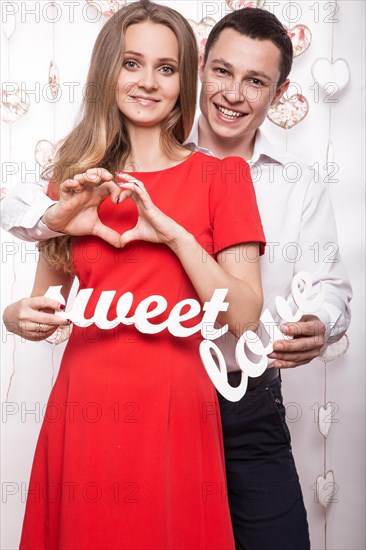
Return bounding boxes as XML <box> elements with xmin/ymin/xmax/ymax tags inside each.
<box><xmin>215</xmin><ymin>68</ymin><xmax>230</xmax><ymax>76</ymax></box>
<box><xmin>250</xmin><ymin>79</ymin><xmax>264</xmax><ymax>86</ymax></box>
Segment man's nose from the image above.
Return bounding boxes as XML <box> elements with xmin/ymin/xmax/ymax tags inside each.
<box><xmin>222</xmin><ymin>81</ymin><xmax>245</xmax><ymax>104</ymax></box>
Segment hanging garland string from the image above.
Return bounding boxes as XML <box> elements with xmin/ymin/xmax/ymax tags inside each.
<box><xmin>3</xmin><ymin>12</ymin><xmax>18</xmax><ymax>402</ymax></box>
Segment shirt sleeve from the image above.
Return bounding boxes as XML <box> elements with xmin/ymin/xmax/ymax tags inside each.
<box><xmin>0</xmin><ymin>182</ymin><xmax>65</xmax><ymax>241</ymax></box>
<box><xmin>286</xmin><ymin>175</ymin><xmax>352</xmax><ymax>343</ymax></box>
<box><xmin>209</xmin><ymin>156</ymin><xmax>266</xmax><ymax>256</ymax></box>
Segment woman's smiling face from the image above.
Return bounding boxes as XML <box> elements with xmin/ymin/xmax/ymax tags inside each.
<box><xmin>116</xmin><ymin>21</ymin><xmax>180</xmax><ymax>130</ymax></box>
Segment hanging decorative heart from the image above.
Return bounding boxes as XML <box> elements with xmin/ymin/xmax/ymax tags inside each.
<box><xmin>1</xmin><ymin>90</ymin><xmax>30</xmax><ymax>123</ymax></box>
<box><xmin>316</xmin><ymin>470</ymin><xmax>337</xmax><ymax>508</ymax></box>
<box><xmin>35</xmin><ymin>140</ymin><xmax>57</xmax><ymax>168</ymax></box>
<box><xmin>0</xmin><ymin>187</ymin><xmax>9</xmax><ymax>201</ymax></box>
<box><xmin>267</xmin><ymin>94</ymin><xmax>309</xmax><ymax>129</ymax></box>
<box><xmin>2</xmin><ymin>13</ymin><xmax>16</xmax><ymax>40</ymax></box>
<box><xmin>311</xmin><ymin>57</ymin><xmax>351</xmax><ymax>92</ymax></box>
<box><xmin>46</xmin><ymin>324</ymin><xmax>73</xmax><ymax>345</ymax></box>
<box><xmin>85</xmin><ymin>0</ymin><xmax>126</xmax><ymax>17</ymax></box>
<box><xmin>318</xmin><ymin>402</ymin><xmax>334</xmax><ymax>438</ymax></box>
<box><xmin>188</xmin><ymin>17</ymin><xmax>217</xmax><ymax>55</ymax></box>
<box><xmin>48</xmin><ymin>61</ymin><xmax>60</xmax><ymax>100</ymax></box>
<box><xmin>285</xmin><ymin>24</ymin><xmax>312</xmax><ymax>57</ymax></box>
<box><xmin>319</xmin><ymin>334</ymin><xmax>349</xmax><ymax>363</ymax></box>
<box><xmin>226</xmin><ymin>0</ymin><xmax>266</xmax><ymax>9</ymax></box>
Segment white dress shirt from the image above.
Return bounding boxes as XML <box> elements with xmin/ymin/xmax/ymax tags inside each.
<box><xmin>0</xmin><ymin>120</ymin><xmax>352</xmax><ymax>370</ymax></box>
<box><xmin>185</xmin><ymin>119</ymin><xmax>352</xmax><ymax>368</ymax></box>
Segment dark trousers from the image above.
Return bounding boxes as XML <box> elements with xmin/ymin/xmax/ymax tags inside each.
<box><xmin>218</xmin><ymin>373</ymin><xmax>311</xmax><ymax>550</ymax></box>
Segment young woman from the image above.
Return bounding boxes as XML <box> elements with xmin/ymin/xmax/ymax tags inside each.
<box><xmin>4</xmin><ymin>1</ymin><xmax>265</xmax><ymax>547</ymax></box>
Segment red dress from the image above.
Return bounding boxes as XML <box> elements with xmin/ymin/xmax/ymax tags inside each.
<box><xmin>20</xmin><ymin>152</ymin><xmax>265</xmax><ymax>549</ymax></box>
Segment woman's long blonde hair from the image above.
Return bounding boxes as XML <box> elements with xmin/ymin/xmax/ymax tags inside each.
<box><xmin>41</xmin><ymin>0</ymin><xmax>198</xmax><ymax>272</ymax></box>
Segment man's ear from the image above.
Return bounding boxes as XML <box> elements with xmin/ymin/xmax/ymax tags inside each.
<box><xmin>271</xmin><ymin>78</ymin><xmax>290</xmax><ymax>105</ymax></box>
<box><xmin>198</xmin><ymin>53</ymin><xmax>205</xmax><ymax>82</ymax></box>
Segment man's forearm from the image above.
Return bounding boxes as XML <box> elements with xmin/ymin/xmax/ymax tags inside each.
<box><xmin>0</xmin><ymin>183</ymin><xmax>64</xmax><ymax>241</ymax></box>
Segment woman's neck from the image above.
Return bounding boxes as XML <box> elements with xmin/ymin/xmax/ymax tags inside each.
<box><xmin>122</xmin><ymin>125</ymin><xmax>190</xmax><ymax>172</ymax></box>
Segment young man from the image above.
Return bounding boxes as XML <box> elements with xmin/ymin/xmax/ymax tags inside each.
<box><xmin>1</xmin><ymin>8</ymin><xmax>351</xmax><ymax>550</ymax></box>
<box><xmin>185</xmin><ymin>9</ymin><xmax>351</xmax><ymax>549</ymax></box>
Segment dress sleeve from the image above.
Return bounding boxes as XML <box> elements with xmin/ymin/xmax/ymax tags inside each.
<box><xmin>209</xmin><ymin>156</ymin><xmax>266</xmax><ymax>256</ymax></box>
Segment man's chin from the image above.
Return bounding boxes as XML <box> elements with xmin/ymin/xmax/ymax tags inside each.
<box><xmin>211</xmin><ymin>119</ymin><xmax>246</xmax><ymax>140</ymax></box>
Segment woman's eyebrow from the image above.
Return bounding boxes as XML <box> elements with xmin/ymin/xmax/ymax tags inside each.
<box><xmin>124</xmin><ymin>50</ymin><xmax>178</xmax><ymax>64</ymax></box>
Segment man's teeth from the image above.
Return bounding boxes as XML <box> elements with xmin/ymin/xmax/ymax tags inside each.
<box><xmin>217</xmin><ymin>106</ymin><xmax>244</xmax><ymax>118</ymax></box>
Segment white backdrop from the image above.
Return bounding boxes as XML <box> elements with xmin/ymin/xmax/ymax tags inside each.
<box><xmin>1</xmin><ymin>1</ymin><xmax>365</xmax><ymax>549</ymax></box>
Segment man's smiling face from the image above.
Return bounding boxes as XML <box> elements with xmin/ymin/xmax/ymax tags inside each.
<box><xmin>199</xmin><ymin>28</ymin><xmax>289</xmax><ymax>144</ymax></box>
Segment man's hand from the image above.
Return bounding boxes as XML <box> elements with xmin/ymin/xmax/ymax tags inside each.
<box><xmin>41</xmin><ymin>168</ymin><xmax>122</xmax><ymax>247</ymax></box>
<box><xmin>268</xmin><ymin>315</ymin><xmax>325</xmax><ymax>369</ymax></box>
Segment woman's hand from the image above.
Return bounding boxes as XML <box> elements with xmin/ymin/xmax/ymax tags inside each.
<box><xmin>117</xmin><ymin>174</ymin><xmax>187</xmax><ymax>249</ymax></box>
<box><xmin>42</xmin><ymin>168</ymin><xmax>123</xmax><ymax>247</ymax></box>
<box><xmin>3</xmin><ymin>297</ymin><xmax>69</xmax><ymax>341</ymax></box>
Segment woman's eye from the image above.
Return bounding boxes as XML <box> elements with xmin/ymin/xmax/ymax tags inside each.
<box><xmin>160</xmin><ymin>66</ymin><xmax>174</xmax><ymax>74</ymax></box>
<box><xmin>124</xmin><ymin>60</ymin><xmax>138</xmax><ymax>69</ymax></box>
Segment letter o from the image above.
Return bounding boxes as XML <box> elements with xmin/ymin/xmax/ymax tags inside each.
<box><xmin>282</xmin><ymin>242</ymin><xmax>302</xmax><ymax>263</ymax></box>
<box><xmin>43</xmin><ymin>83</ymin><xmax>61</xmax><ymax>103</ymax></box>
<box><xmin>82</xmin><ymin>482</ymin><xmax>102</xmax><ymax>503</ymax></box>
<box><xmin>82</xmin><ymin>402</ymin><xmax>102</xmax><ymax>423</ymax></box>
<box><xmin>285</xmin><ymin>81</ymin><xmax>303</xmax><ymax>98</ymax></box>
<box><xmin>43</xmin><ymin>482</ymin><xmax>61</xmax><ymax>503</ymax></box>
<box><xmin>82</xmin><ymin>82</ymin><xmax>100</xmax><ymax>103</ymax></box>
<box><xmin>82</xmin><ymin>325</ymin><xmax>101</xmax><ymax>343</ymax></box>
<box><xmin>285</xmin><ymin>401</ymin><xmax>302</xmax><ymax>423</ymax></box>
<box><xmin>283</xmin><ymin>161</ymin><xmax>301</xmax><ymax>183</ymax></box>
<box><xmin>82</xmin><ymin>243</ymin><xmax>102</xmax><ymax>263</ymax></box>
<box><xmin>250</xmin><ymin>162</ymin><xmax>262</xmax><ymax>183</ymax></box>
<box><xmin>282</xmin><ymin>2</ymin><xmax>302</xmax><ymax>23</ymax></box>
<box><xmin>82</xmin><ymin>3</ymin><xmax>102</xmax><ymax>23</ymax></box>
<box><xmin>42</xmin><ymin>2</ymin><xmax>62</xmax><ymax>22</ymax></box>
<box><xmin>43</xmin><ymin>402</ymin><xmax>62</xmax><ymax>423</ymax></box>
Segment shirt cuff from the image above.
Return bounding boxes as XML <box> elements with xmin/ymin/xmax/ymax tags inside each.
<box><xmin>32</xmin><ymin>219</ymin><xmax>66</xmax><ymax>239</ymax></box>
<box><xmin>312</xmin><ymin>303</ymin><xmax>341</xmax><ymax>342</ymax></box>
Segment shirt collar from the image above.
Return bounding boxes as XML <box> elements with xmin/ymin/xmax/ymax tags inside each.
<box><xmin>185</xmin><ymin>113</ymin><xmax>286</xmax><ymax>166</ymax></box>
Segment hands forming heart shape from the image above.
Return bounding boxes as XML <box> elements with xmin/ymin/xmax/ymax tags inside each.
<box><xmin>42</xmin><ymin>167</ymin><xmax>184</xmax><ymax>250</ymax></box>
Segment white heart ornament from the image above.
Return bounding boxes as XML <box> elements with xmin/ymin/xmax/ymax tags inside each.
<box><xmin>285</xmin><ymin>24</ymin><xmax>312</xmax><ymax>57</ymax></box>
<box><xmin>46</xmin><ymin>323</ymin><xmax>73</xmax><ymax>345</ymax></box>
<box><xmin>85</xmin><ymin>0</ymin><xmax>126</xmax><ymax>16</ymax></box>
<box><xmin>267</xmin><ymin>94</ymin><xmax>309</xmax><ymax>129</ymax></box>
<box><xmin>311</xmin><ymin>58</ymin><xmax>350</xmax><ymax>92</ymax></box>
<box><xmin>226</xmin><ymin>0</ymin><xmax>266</xmax><ymax>9</ymax></box>
<box><xmin>48</xmin><ymin>61</ymin><xmax>60</xmax><ymax>100</ymax></box>
<box><xmin>316</xmin><ymin>470</ymin><xmax>337</xmax><ymax>508</ymax></box>
<box><xmin>35</xmin><ymin>140</ymin><xmax>56</xmax><ymax>168</ymax></box>
<box><xmin>319</xmin><ymin>334</ymin><xmax>349</xmax><ymax>363</ymax></box>
<box><xmin>188</xmin><ymin>17</ymin><xmax>217</xmax><ymax>55</ymax></box>
<box><xmin>318</xmin><ymin>402</ymin><xmax>333</xmax><ymax>438</ymax></box>
<box><xmin>1</xmin><ymin>90</ymin><xmax>30</xmax><ymax>123</ymax></box>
